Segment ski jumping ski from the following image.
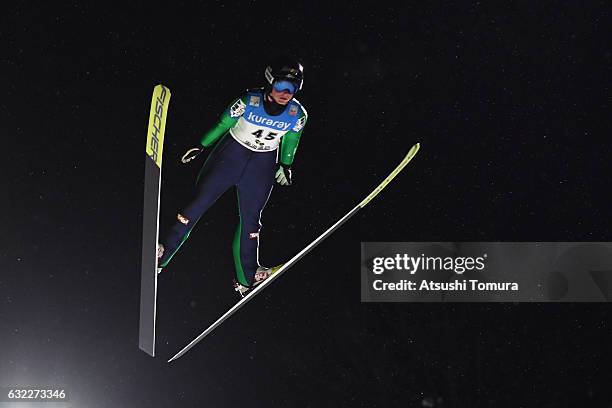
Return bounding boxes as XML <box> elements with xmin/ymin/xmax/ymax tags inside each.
<box><xmin>167</xmin><ymin>142</ymin><xmax>421</xmax><ymax>362</ymax></box>
<box><xmin>138</xmin><ymin>84</ymin><xmax>171</xmax><ymax>357</ymax></box>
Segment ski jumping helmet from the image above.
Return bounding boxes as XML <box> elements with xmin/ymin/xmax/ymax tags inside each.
<box><xmin>264</xmin><ymin>57</ymin><xmax>304</xmax><ymax>94</ymax></box>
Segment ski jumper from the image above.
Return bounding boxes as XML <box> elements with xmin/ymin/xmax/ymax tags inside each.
<box><xmin>159</xmin><ymin>89</ymin><xmax>308</xmax><ymax>286</ymax></box>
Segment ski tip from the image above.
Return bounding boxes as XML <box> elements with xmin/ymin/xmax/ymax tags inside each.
<box><xmin>358</xmin><ymin>142</ymin><xmax>421</xmax><ymax>208</ymax></box>
<box><xmin>404</xmin><ymin>143</ymin><xmax>420</xmax><ymax>161</ymax></box>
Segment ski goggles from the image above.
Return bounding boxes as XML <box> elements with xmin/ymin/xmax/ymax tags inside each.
<box><xmin>272</xmin><ymin>80</ymin><xmax>297</xmax><ymax>94</ymax></box>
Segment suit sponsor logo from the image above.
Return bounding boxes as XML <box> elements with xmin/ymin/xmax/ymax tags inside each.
<box><xmin>177</xmin><ymin>213</ymin><xmax>190</xmax><ymax>225</ymax></box>
<box><xmin>230</xmin><ymin>99</ymin><xmax>246</xmax><ymax>118</ymax></box>
<box><xmin>249</xmin><ymin>232</ymin><xmax>259</xmax><ymax>239</ymax></box>
<box><xmin>292</xmin><ymin>115</ymin><xmax>306</xmax><ymax>132</ymax></box>
<box><xmin>246</xmin><ymin>112</ymin><xmax>292</xmax><ymax>130</ymax></box>
<box><xmin>249</xmin><ymin>96</ymin><xmax>260</xmax><ymax>107</ymax></box>
<box><xmin>242</xmin><ymin>140</ymin><xmax>271</xmax><ymax>150</ymax></box>
<box><xmin>289</xmin><ymin>105</ymin><xmax>298</xmax><ymax>116</ymax></box>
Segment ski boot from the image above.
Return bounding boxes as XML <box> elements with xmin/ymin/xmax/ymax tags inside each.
<box><xmin>233</xmin><ymin>280</ymin><xmax>250</xmax><ymax>298</ymax></box>
<box><xmin>233</xmin><ymin>266</ymin><xmax>279</xmax><ymax>298</ymax></box>
<box><xmin>156</xmin><ymin>244</ymin><xmax>165</xmax><ymax>274</ymax></box>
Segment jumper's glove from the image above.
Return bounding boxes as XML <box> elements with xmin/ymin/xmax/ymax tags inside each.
<box><xmin>181</xmin><ymin>147</ymin><xmax>204</xmax><ymax>163</ymax></box>
<box><xmin>275</xmin><ymin>163</ymin><xmax>292</xmax><ymax>186</ymax></box>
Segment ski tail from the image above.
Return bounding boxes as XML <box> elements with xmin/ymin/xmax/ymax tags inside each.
<box><xmin>139</xmin><ymin>84</ymin><xmax>171</xmax><ymax>357</ymax></box>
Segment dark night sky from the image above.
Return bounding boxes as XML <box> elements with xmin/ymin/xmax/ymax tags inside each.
<box><xmin>2</xmin><ymin>1</ymin><xmax>611</xmax><ymax>407</ymax></box>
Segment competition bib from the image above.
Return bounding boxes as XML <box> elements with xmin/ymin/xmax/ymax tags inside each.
<box><xmin>228</xmin><ymin>91</ymin><xmax>304</xmax><ymax>152</ymax></box>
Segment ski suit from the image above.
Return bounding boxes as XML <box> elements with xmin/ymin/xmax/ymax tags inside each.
<box><xmin>159</xmin><ymin>88</ymin><xmax>308</xmax><ymax>286</ymax></box>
